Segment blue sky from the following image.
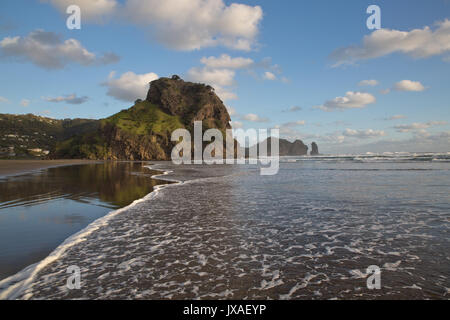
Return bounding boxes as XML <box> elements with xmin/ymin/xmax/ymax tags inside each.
<box><xmin>0</xmin><ymin>0</ymin><xmax>449</xmax><ymax>153</ymax></box>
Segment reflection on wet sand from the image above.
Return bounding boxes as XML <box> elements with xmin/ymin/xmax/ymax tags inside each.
<box><xmin>0</xmin><ymin>162</ymin><xmax>167</xmax><ymax>281</ymax></box>
<box><xmin>0</xmin><ymin>162</ymin><xmax>166</xmax><ymax>209</ymax></box>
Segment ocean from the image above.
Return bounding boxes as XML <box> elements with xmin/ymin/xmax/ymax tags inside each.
<box><xmin>0</xmin><ymin>152</ymin><xmax>449</xmax><ymax>299</ymax></box>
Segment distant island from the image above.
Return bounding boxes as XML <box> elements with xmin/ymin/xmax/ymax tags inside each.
<box><xmin>0</xmin><ymin>76</ymin><xmax>318</xmax><ymax>160</ymax></box>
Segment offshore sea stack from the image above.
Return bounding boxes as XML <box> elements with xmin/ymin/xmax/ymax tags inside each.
<box><xmin>310</xmin><ymin>142</ymin><xmax>319</xmax><ymax>156</ymax></box>
<box><xmin>260</xmin><ymin>137</ymin><xmax>309</xmax><ymax>156</ymax></box>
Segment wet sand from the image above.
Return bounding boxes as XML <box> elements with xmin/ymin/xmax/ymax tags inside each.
<box><xmin>0</xmin><ymin>160</ymin><xmax>102</xmax><ymax>177</ymax></box>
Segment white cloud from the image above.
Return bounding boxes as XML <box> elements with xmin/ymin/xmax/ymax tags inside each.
<box><xmin>343</xmin><ymin>128</ymin><xmax>386</xmax><ymax>139</ymax></box>
<box><xmin>394</xmin><ymin>121</ymin><xmax>447</xmax><ymax>132</ymax></box>
<box><xmin>44</xmin><ymin>94</ymin><xmax>88</xmax><ymax>104</ymax></box>
<box><xmin>276</xmin><ymin>120</ymin><xmax>306</xmax><ymax>128</ymax></box>
<box><xmin>0</xmin><ymin>96</ymin><xmax>9</xmax><ymax>103</ymax></box>
<box><xmin>187</xmin><ymin>54</ymin><xmax>286</xmax><ymax>101</ymax></box>
<box><xmin>358</xmin><ymin>80</ymin><xmax>378</xmax><ymax>86</ymax></box>
<box><xmin>104</xmin><ymin>71</ymin><xmax>159</xmax><ymax>102</ymax></box>
<box><xmin>242</xmin><ymin>113</ymin><xmax>268</xmax><ymax>123</ymax></box>
<box><xmin>318</xmin><ymin>133</ymin><xmax>346</xmax><ymax>144</ymax></box>
<box><xmin>43</xmin><ymin>0</ymin><xmax>117</xmax><ymax>21</ymax></box>
<box><xmin>385</xmin><ymin>115</ymin><xmax>407</xmax><ymax>121</ymax></box>
<box><xmin>187</xmin><ymin>67</ymin><xmax>235</xmax><ymax>87</ymax></box>
<box><xmin>200</xmin><ymin>54</ymin><xmax>254</xmax><ymax>69</ymax></box>
<box><xmin>230</xmin><ymin>121</ymin><xmax>243</xmax><ymax>129</ymax></box>
<box><xmin>187</xmin><ymin>56</ymin><xmax>244</xmax><ymax>102</ymax></box>
<box><xmin>331</xmin><ymin>19</ymin><xmax>450</xmax><ymax>66</ymax></box>
<box><xmin>393</xmin><ymin>80</ymin><xmax>426</xmax><ymax>92</ymax></box>
<box><xmin>0</xmin><ymin>29</ymin><xmax>119</xmax><ymax>69</ymax></box>
<box><xmin>21</xmin><ymin>99</ymin><xmax>30</xmax><ymax>107</ymax></box>
<box><xmin>187</xmin><ymin>67</ymin><xmax>237</xmax><ymax>102</ymax></box>
<box><xmin>125</xmin><ymin>0</ymin><xmax>262</xmax><ymax>51</ymax></box>
<box><xmin>315</xmin><ymin>91</ymin><xmax>376</xmax><ymax>112</ymax></box>
<box><xmin>45</xmin><ymin>1</ymin><xmax>263</xmax><ymax>51</ymax></box>
<box><xmin>214</xmin><ymin>86</ymin><xmax>238</xmax><ymax>102</ymax></box>
<box><xmin>322</xmin><ymin>130</ymin><xmax>450</xmax><ymax>154</ymax></box>
<box><xmin>282</xmin><ymin>106</ymin><xmax>302</xmax><ymax>113</ymax></box>
<box><xmin>263</xmin><ymin>71</ymin><xmax>276</xmax><ymax>81</ymax></box>
<box><xmin>187</xmin><ymin>54</ymin><xmax>286</xmax><ymax>102</ymax></box>
<box><xmin>226</xmin><ymin>106</ymin><xmax>237</xmax><ymax>116</ymax></box>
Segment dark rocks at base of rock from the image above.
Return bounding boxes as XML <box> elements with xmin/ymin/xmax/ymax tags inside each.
<box><xmin>310</xmin><ymin>142</ymin><xmax>319</xmax><ymax>156</ymax></box>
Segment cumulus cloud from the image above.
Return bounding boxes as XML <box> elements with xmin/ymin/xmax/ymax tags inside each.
<box><xmin>214</xmin><ymin>86</ymin><xmax>238</xmax><ymax>102</ymax></box>
<box><xmin>42</xmin><ymin>0</ymin><xmax>117</xmax><ymax>21</ymax></box>
<box><xmin>263</xmin><ymin>71</ymin><xmax>276</xmax><ymax>81</ymax></box>
<box><xmin>103</xmin><ymin>71</ymin><xmax>159</xmax><ymax>102</ymax></box>
<box><xmin>242</xmin><ymin>113</ymin><xmax>269</xmax><ymax>123</ymax></box>
<box><xmin>230</xmin><ymin>121</ymin><xmax>243</xmax><ymax>129</ymax></box>
<box><xmin>187</xmin><ymin>54</ymin><xmax>285</xmax><ymax>101</ymax></box>
<box><xmin>315</xmin><ymin>91</ymin><xmax>376</xmax><ymax>112</ymax></box>
<box><xmin>123</xmin><ymin>0</ymin><xmax>263</xmax><ymax>51</ymax></box>
<box><xmin>46</xmin><ymin>0</ymin><xmax>262</xmax><ymax>51</ymax></box>
<box><xmin>187</xmin><ymin>66</ymin><xmax>237</xmax><ymax>102</ymax></box>
<box><xmin>187</xmin><ymin>67</ymin><xmax>235</xmax><ymax>87</ymax></box>
<box><xmin>200</xmin><ymin>54</ymin><xmax>254</xmax><ymax>69</ymax></box>
<box><xmin>394</xmin><ymin>121</ymin><xmax>447</xmax><ymax>132</ymax></box>
<box><xmin>0</xmin><ymin>29</ymin><xmax>119</xmax><ymax>69</ymax></box>
<box><xmin>331</xmin><ymin>19</ymin><xmax>450</xmax><ymax>66</ymax></box>
<box><xmin>343</xmin><ymin>128</ymin><xmax>386</xmax><ymax>139</ymax></box>
<box><xmin>393</xmin><ymin>80</ymin><xmax>426</xmax><ymax>92</ymax></box>
<box><xmin>44</xmin><ymin>94</ymin><xmax>88</xmax><ymax>104</ymax></box>
<box><xmin>187</xmin><ymin>55</ymin><xmax>248</xmax><ymax>102</ymax></box>
<box><xmin>358</xmin><ymin>80</ymin><xmax>378</xmax><ymax>86</ymax></box>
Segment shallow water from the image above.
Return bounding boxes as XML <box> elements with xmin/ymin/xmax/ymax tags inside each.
<box><xmin>0</xmin><ymin>162</ymin><xmax>166</xmax><ymax>281</ymax></box>
<box><xmin>1</xmin><ymin>154</ymin><xmax>450</xmax><ymax>299</ymax></box>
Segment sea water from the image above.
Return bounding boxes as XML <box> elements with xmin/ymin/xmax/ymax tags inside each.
<box><xmin>1</xmin><ymin>153</ymin><xmax>449</xmax><ymax>299</ymax></box>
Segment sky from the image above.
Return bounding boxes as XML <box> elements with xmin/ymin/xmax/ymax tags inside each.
<box><xmin>0</xmin><ymin>0</ymin><xmax>449</xmax><ymax>154</ymax></box>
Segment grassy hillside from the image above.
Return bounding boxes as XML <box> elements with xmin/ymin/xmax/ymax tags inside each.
<box><xmin>53</xmin><ymin>101</ymin><xmax>186</xmax><ymax>160</ymax></box>
<box><xmin>103</xmin><ymin>100</ymin><xmax>185</xmax><ymax>136</ymax></box>
<box><xmin>0</xmin><ymin>114</ymin><xmax>98</xmax><ymax>158</ymax></box>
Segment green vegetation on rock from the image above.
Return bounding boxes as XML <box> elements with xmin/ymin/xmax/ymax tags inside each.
<box><xmin>103</xmin><ymin>101</ymin><xmax>185</xmax><ymax>136</ymax></box>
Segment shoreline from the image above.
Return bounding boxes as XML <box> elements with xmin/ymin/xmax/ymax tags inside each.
<box><xmin>0</xmin><ymin>162</ymin><xmax>181</xmax><ymax>300</ymax></box>
<box><xmin>0</xmin><ymin>160</ymin><xmax>103</xmax><ymax>178</ymax></box>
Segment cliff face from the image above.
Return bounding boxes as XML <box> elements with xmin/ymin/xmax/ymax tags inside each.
<box><xmin>53</xmin><ymin>76</ymin><xmax>232</xmax><ymax>160</ymax></box>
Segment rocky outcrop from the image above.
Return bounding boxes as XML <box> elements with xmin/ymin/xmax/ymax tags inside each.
<box><xmin>257</xmin><ymin>137</ymin><xmax>308</xmax><ymax>156</ymax></box>
<box><xmin>52</xmin><ymin>76</ymin><xmax>234</xmax><ymax>160</ymax></box>
<box><xmin>310</xmin><ymin>142</ymin><xmax>319</xmax><ymax>156</ymax></box>
<box><xmin>147</xmin><ymin>75</ymin><xmax>231</xmax><ymax>131</ymax></box>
